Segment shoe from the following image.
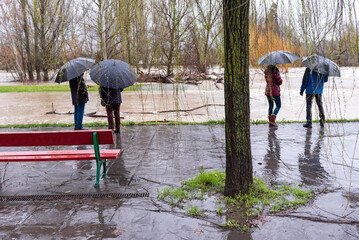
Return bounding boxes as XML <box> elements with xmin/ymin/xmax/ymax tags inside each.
<box><xmin>74</xmin><ymin>127</ymin><xmax>88</xmax><ymax>130</ymax></box>
<box><xmin>114</xmin><ymin>130</ymin><xmax>121</xmax><ymax>134</ymax></box>
<box><xmin>269</xmin><ymin>114</ymin><xmax>278</xmax><ymax>127</ymax></box>
<box><xmin>303</xmin><ymin>123</ymin><xmax>312</xmax><ymax>128</ymax></box>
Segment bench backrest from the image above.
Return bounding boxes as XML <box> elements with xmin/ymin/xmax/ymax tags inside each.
<box><xmin>0</xmin><ymin>130</ymin><xmax>114</xmax><ymax>147</ymax></box>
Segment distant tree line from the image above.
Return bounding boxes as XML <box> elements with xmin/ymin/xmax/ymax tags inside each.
<box><xmin>0</xmin><ymin>0</ymin><xmax>357</xmax><ymax>81</ymax></box>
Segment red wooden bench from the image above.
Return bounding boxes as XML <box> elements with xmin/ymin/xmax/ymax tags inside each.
<box><xmin>0</xmin><ymin>129</ymin><xmax>121</xmax><ymax>188</ymax></box>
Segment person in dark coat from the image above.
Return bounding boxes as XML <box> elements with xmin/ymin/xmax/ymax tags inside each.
<box><xmin>69</xmin><ymin>73</ymin><xmax>88</xmax><ymax>130</ymax></box>
<box><xmin>99</xmin><ymin>87</ymin><xmax>123</xmax><ymax>134</ymax></box>
<box><xmin>300</xmin><ymin>67</ymin><xmax>328</xmax><ymax>128</ymax></box>
<box><xmin>265</xmin><ymin>65</ymin><xmax>283</xmax><ymax>127</ymax></box>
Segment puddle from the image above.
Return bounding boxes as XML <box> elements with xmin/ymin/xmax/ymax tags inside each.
<box><xmin>0</xmin><ymin>123</ymin><xmax>358</xmax><ymax>238</ymax></box>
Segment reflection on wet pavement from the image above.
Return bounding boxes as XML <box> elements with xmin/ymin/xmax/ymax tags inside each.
<box><xmin>298</xmin><ymin>127</ymin><xmax>328</xmax><ymax>186</ymax></box>
<box><xmin>263</xmin><ymin>127</ymin><xmax>281</xmax><ymax>178</ymax></box>
<box><xmin>0</xmin><ymin>123</ymin><xmax>359</xmax><ymax>239</ymax></box>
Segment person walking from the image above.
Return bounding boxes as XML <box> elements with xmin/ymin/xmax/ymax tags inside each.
<box><xmin>99</xmin><ymin>87</ymin><xmax>122</xmax><ymax>134</ymax></box>
<box><xmin>69</xmin><ymin>73</ymin><xmax>88</xmax><ymax>130</ymax></box>
<box><xmin>265</xmin><ymin>65</ymin><xmax>282</xmax><ymax>127</ymax></box>
<box><xmin>300</xmin><ymin>67</ymin><xmax>328</xmax><ymax>128</ymax></box>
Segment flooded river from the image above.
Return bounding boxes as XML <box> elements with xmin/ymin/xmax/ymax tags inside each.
<box><xmin>1</xmin><ymin>67</ymin><xmax>359</xmax><ymax>125</ymax></box>
<box><xmin>1</xmin><ymin>67</ymin><xmax>359</xmax><ymax>238</ymax></box>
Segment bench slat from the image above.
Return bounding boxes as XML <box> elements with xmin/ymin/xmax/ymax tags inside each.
<box><xmin>0</xmin><ymin>130</ymin><xmax>115</xmax><ymax>147</ymax></box>
<box><xmin>0</xmin><ymin>149</ymin><xmax>120</xmax><ymax>162</ymax></box>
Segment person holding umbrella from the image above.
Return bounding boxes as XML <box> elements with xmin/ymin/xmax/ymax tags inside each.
<box><xmin>99</xmin><ymin>87</ymin><xmax>123</xmax><ymax>134</ymax></box>
<box><xmin>70</xmin><ymin>73</ymin><xmax>89</xmax><ymax>130</ymax></box>
<box><xmin>258</xmin><ymin>51</ymin><xmax>299</xmax><ymax>127</ymax></box>
<box><xmin>300</xmin><ymin>54</ymin><xmax>340</xmax><ymax>128</ymax></box>
<box><xmin>90</xmin><ymin>59</ymin><xmax>138</xmax><ymax>134</ymax></box>
<box><xmin>264</xmin><ymin>65</ymin><xmax>282</xmax><ymax>127</ymax></box>
<box><xmin>300</xmin><ymin>67</ymin><xmax>328</xmax><ymax>128</ymax></box>
<box><xmin>55</xmin><ymin>57</ymin><xmax>95</xmax><ymax>130</ymax></box>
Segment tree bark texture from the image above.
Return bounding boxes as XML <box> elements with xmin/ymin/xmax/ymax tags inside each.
<box><xmin>20</xmin><ymin>0</ymin><xmax>34</xmax><ymax>81</ymax></box>
<box><xmin>223</xmin><ymin>0</ymin><xmax>253</xmax><ymax>197</ymax></box>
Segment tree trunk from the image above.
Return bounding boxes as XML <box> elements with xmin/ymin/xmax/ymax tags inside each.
<box><xmin>34</xmin><ymin>26</ymin><xmax>41</xmax><ymax>81</ymax></box>
<box><xmin>223</xmin><ymin>0</ymin><xmax>253</xmax><ymax>197</ymax></box>
<box><xmin>20</xmin><ymin>0</ymin><xmax>34</xmax><ymax>81</ymax></box>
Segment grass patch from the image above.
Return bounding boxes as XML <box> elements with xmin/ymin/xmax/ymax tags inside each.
<box><xmin>0</xmin><ymin>120</ymin><xmax>225</xmax><ymax>128</ymax></box>
<box><xmin>1</xmin><ymin>118</ymin><xmax>358</xmax><ymax>129</ymax></box>
<box><xmin>252</xmin><ymin>118</ymin><xmax>359</xmax><ymax>125</ymax></box>
<box><xmin>230</xmin><ymin>177</ymin><xmax>314</xmax><ymax>217</ymax></box>
<box><xmin>0</xmin><ymin>84</ymin><xmax>143</xmax><ymax>93</ymax></box>
<box><xmin>157</xmin><ymin>167</ymin><xmax>225</xmax><ymax>207</ymax></box>
<box><xmin>186</xmin><ymin>206</ymin><xmax>205</xmax><ymax>217</ymax></box>
<box><xmin>157</xmin><ymin>169</ymin><xmax>314</xmax><ymax>231</ymax></box>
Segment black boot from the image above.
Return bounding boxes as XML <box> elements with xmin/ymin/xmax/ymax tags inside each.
<box><xmin>303</xmin><ymin>122</ymin><xmax>312</xmax><ymax>128</ymax></box>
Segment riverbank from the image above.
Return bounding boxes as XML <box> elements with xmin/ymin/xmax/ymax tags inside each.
<box><xmin>0</xmin><ymin>67</ymin><xmax>358</xmax><ymax>125</ymax></box>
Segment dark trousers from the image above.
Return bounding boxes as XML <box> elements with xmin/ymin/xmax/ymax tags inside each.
<box><xmin>105</xmin><ymin>104</ymin><xmax>121</xmax><ymax>131</ymax></box>
<box><xmin>306</xmin><ymin>94</ymin><xmax>325</xmax><ymax>124</ymax></box>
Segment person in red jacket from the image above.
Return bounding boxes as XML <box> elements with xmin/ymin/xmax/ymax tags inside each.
<box><xmin>264</xmin><ymin>65</ymin><xmax>283</xmax><ymax>127</ymax></box>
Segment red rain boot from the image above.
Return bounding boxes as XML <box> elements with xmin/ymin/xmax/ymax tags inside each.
<box><xmin>269</xmin><ymin>114</ymin><xmax>278</xmax><ymax>127</ymax></box>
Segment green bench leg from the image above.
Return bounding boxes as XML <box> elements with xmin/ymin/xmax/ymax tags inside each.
<box><xmin>93</xmin><ymin>132</ymin><xmax>105</xmax><ymax>188</ymax></box>
<box><xmin>95</xmin><ymin>160</ymin><xmax>101</xmax><ymax>188</ymax></box>
<box><xmin>102</xmin><ymin>160</ymin><xmax>107</xmax><ymax>178</ymax></box>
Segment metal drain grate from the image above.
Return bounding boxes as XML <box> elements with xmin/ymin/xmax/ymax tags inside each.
<box><xmin>0</xmin><ymin>192</ymin><xmax>149</xmax><ymax>202</ymax></box>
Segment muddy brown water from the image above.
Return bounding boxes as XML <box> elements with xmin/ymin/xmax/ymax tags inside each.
<box><xmin>0</xmin><ymin>123</ymin><xmax>358</xmax><ymax>239</ymax></box>
<box><xmin>1</xmin><ymin>67</ymin><xmax>359</xmax><ymax>125</ymax></box>
<box><xmin>1</xmin><ymin>67</ymin><xmax>359</xmax><ymax>238</ymax></box>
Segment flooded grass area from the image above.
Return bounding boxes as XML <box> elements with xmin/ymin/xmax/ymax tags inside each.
<box><xmin>0</xmin><ymin>67</ymin><xmax>359</xmax><ymax>238</ymax></box>
<box><xmin>157</xmin><ymin>170</ymin><xmax>314</xmax><ymax>231</ymax></box>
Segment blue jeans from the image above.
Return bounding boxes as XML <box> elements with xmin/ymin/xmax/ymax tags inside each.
<box><xmin>74</xmin><ymin>104</ymin><xmax>85</xmax><ymax>129</ymax></box>
<box><xmin>267</xmin><ymin>96</ymin><xmax>281</xmax><ymax>116</ymax></box>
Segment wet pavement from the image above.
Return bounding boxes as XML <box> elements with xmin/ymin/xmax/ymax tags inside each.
<box><xmin>1</xmin><ymin>123</ymin><xmax>359</xmax><ymax>239</ymax></box>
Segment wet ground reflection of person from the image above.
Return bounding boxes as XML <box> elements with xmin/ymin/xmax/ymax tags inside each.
<box><xmin>76</xmin><ymin>145</ymin><xmax>92</xmax><ymax>172</ymax></box>
<box><xmin>263</xmin><ymin>127</ymin><xmax>280</xmax><ymax>178</ymax></box>
<box><xmin>106</xmin><ymin>134</ymin><xmax>130</xmax><ymax>186</ymax></box>
<box><xmin>298</xmin><ymin>127</ymin><xmax>328</xmax><ymax>186</ymax></box>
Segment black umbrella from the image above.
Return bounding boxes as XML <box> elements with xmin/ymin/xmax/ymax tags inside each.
<box><xmin>257</xmin><ymin>50</ymin><xmax>300</xmax><ymax>66</ymax></box>
<box><xmin>89</xmin><ymin>59</ymin><xmax>137</xmax><ymax>89</ymax></box>
<box><xmin>302</xmin><ymin>55</ymin><xmax>340</xmax><ymax>77</ymax></box>
<box><xmin>55</xmin><ymin>57</ymin><xmax>95</xmax><ymax>83</ymax></box>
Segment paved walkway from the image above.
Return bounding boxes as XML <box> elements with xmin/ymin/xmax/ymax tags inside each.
<box><xmin>0</xmin><ymin>123</ymin><xmax>358</xmax><ymax>239</ymax></box>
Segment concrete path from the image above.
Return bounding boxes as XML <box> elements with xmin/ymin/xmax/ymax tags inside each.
<box><xmin>0</xmin><ymin>123</ymin><xmax>358</xmax><ymax>239</ymax></box>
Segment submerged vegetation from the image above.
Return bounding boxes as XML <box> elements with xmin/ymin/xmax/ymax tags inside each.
<box><xmin>157</xmin><ymin>168</ymin><xmax>314</xmax><ymax>231</ymax></box>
